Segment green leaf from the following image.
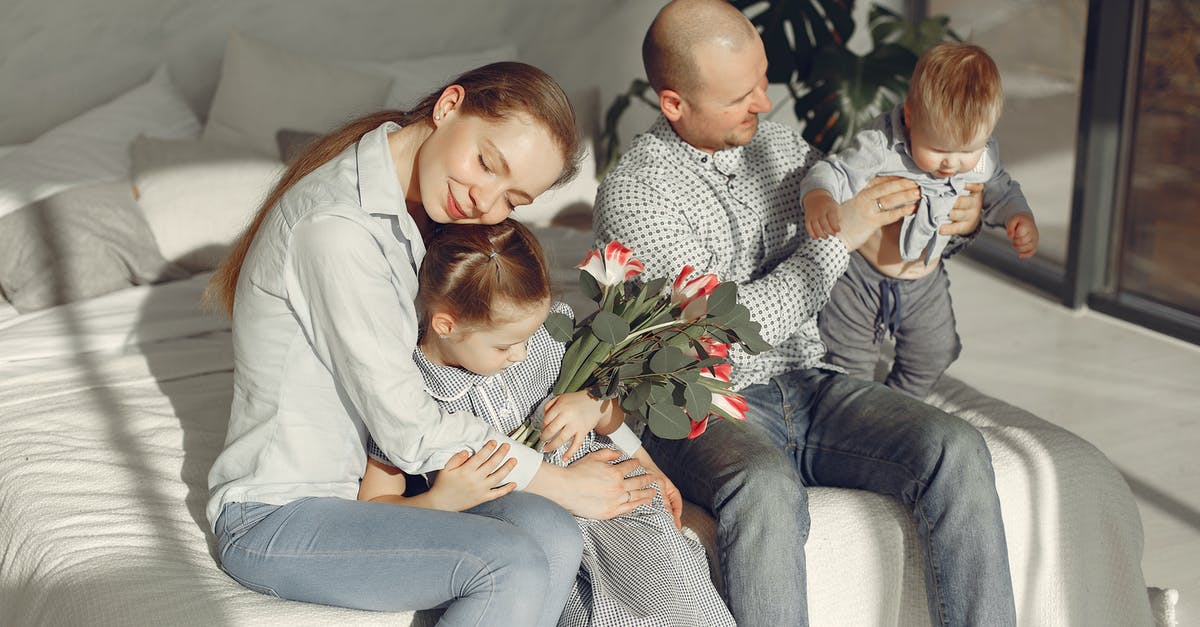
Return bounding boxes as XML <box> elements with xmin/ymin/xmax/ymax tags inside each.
<box><xmin>705</xmin><ymin>282</ymin><xmax>738</xmax><ymax>317</ymax></box>
<box><xmin>603</xmin><ymin>376</ymin><xmax>620</xmax><ymax>399</ymax></box>
<box><xmin>737</xmin><ymin>321</ymin><xmax>773</xmax><ymax>354</ymax></box>
<box><xmin>579</xmin><ymin>270</ymin><xmax>602</xmax><ymax>303</ymax></box>
<box><xmin>588</xmin><ymin>310</ymin><xmax>630</xmax><ymax>344</ymax></box>
<box><xmin>645</xmin><ymin>401</ymin><xmax>691</xmax><ymax>439</ymax></box>
<box><xmin>648</xmin><ymin>382</ymin><xmax>673</xmax><ymax>404</ymax></box>
<box><xmin>732</xmin><ymin>0</ymin><xmax>855</xmax><ymax>85</ymax></box>
<box><xmin>681</xmin><ymin>382</ymin><xmax>712</xmax><ymax>418</ymax></box>
<box><xmin>543</xmin><ymin>311</ymin><xmax>574</xmax><ymax>343</ymax></box>
<box><xmin>621</xmin><ymin>382</ymin><xmax>652</xmax><ymax>411</ymax></box>
<box><xmin>649</xmin><ymin>346</ymin><xmax>691</xmax><ymax>374</ymax></box>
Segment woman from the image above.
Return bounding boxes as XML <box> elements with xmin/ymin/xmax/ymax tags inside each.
<box><xmin>204</xmin><ymin>62</ymin><xmax>659</xmax><ymax>626</ymax></box>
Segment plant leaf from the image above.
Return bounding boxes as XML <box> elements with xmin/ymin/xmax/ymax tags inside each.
<box><xmin>544</xmin><ymin>311</ymin><xmax>574</xmax><ymax>343</ymax></box>
<box><xmin>649</xmin><ymin>346</ymin><xmax>691</xmax><ymax>374</ymax></box>
<box><xmin>588</xmin><ymin>310</ymin><xmax>630</xmax><ymax>344</ymax></box>
<box><xmin>681</xmin><ymin>382</ymin><xmax>712</xmax><ymax>417</ymax></box>
<box><xmin>645</xmin><ymin>401</ymin><xmax>691</xmax><ymax>439</ymax></box>
<box><xmin>705</xmin><ymin>282</ymin><xmax>738</xmax><ymax>317</ymax></box>
<box><xmin>579</xmin><ymin>269</ymin><xmax>602</xmax><ymax>302</ymax></box>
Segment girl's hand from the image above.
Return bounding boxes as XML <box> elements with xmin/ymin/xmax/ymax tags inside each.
<box><xmin>541</xmin><ymin>391</ymin><xmax>605</xmax><ymax>460</ymax></box>
<box><xmin>425</xmin><ymin>441</ymin><xmax>517</xmax><ymax>512</ymax></box>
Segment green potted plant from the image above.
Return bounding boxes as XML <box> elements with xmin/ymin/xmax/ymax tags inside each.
<box><xmin>596</xmin><ymin>2</ymin><xmax>961</xmax><ymax>176</ymax></box>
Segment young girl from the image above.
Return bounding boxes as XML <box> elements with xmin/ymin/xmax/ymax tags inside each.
<box><xmin>358</xmin><ymin>220</ymin><xmax>735</xmax><ymax>627</ymax></box>
<box><xmin>204</xmin><ymin>62</ymin><xmax>643</xmax><ymax>626</ymax></box>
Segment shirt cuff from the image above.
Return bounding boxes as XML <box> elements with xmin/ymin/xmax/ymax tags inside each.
<box><xmin>606</xmin><ymin>423</ymin><xmax>643</xmax><ymax>456</ymax></box>
<box><xmin>498</xmin><ymin>434</ymin><xmax>544</xmax><ymax>490</ymax></box>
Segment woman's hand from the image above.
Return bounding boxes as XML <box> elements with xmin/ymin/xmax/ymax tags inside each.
<box><xmin>423</xmin><ymin>441</ymin><xmax>517</xmax><ymax>512</ymax></box>
<box><xmin>632</xmin><ymin>447</ymin><xmax>683</xmax><ymax>529</ymax></box>
<box><xmin>541</xmin><ymin>391</ymin><xmax>605</xmax><ymax>460</ymax></box>
<box><xmin>527</xmin><ymin>448</ymin><xmax>656</xmax><ymax>519</ymax></box>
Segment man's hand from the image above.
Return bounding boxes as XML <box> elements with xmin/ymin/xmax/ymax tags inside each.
<box><xmin>940</xmin><ymin>183</ymin><xmax>984</xmax><ymax>236</ymax></box>
<box><xmin>1006</xmin><ymin>212</ymin><xmax>1039</xmax><ymax>259</ymax></box>
<box><xmin>810</xmin><ymin>177</ymin><xmax>920</xmax><ymax>252</ymax></box>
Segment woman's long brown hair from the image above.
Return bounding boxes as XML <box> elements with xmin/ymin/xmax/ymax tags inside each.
<box><xmin>203</xmin><ymin>61</ymin><xmax>581</xmax><ymax>316</ymax></box>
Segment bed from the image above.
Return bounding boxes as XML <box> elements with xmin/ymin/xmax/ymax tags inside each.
<box><xmin>0</xmin><ymin>8</ymin><xmax>1163</xmax><ymax>626</ymax></box>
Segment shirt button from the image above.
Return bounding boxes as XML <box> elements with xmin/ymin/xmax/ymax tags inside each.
<box><xmin>701</xmin><ymin>156</ymin><xmax>708</xmax><ymax>163</ymax></box>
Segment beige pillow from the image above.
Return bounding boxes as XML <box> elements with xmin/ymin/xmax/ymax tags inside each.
<box><xmin>203</xmin><ymin>32</ymin><xmax>392</xmax><ymax>156</ymax></box>
<box><xmin>131</xmin><ymin>136</ymin><xmax>285</xmax><ymax>272</ymax></box>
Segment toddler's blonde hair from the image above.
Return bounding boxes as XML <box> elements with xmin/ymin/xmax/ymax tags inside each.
<box><xmin>906</xmin><ymin>43</ymin><xmax>1003</xmax><ymax>144</ymax></box>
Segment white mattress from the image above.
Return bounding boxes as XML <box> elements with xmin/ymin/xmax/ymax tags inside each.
<box><xmin>0</xmin><ymin>254</ymin><xmax>1157</xmax><ymax>626</ymax></box>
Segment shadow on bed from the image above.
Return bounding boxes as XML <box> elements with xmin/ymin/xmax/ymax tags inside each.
<box><xmin>33</xmin><ymin>227</ymin><xmax>233</xmax><ymax>624</ymax></box>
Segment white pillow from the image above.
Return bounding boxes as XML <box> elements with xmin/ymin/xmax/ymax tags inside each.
<box><xmin>131</xmin><ymin>136</ymin><xmax>285</xmax><ymax>273</ymax></box>
<box><xmin>0</xmin><ymin>145</ymin><xmax>23</xmax><ymax>159</ymax></box>
<box><xmin>372</xmin><ymin>45</ymin><xmax>520</xmax><ymax>110</ymax></box>
<box><xmin>515</xmin><ymin>147</ymin><xmax>598</xmax><ymax>229</ymax></box>
<box><xmin>203</xmin><ymin>32</ymin><xmax>393</xmax><ymax>156</ymax></box>
<box><xmin>0</xmin><ymin>65</ymin><xmax>201</xmax><ymax>219</ymax></box>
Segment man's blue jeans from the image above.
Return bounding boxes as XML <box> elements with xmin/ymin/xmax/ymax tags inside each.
<box><xmin>214</xmin><ymin>492</ymin><xmax>583</xmax><ymax>627</ymax></box>
<box><xmin>642</xmin><ymin>367</ymin><xmax>1016</xmax><ymax>626</ymax></box>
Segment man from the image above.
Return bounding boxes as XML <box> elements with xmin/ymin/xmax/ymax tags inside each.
<box><xmin>593</xmin><ymin>1</ymin><xmax>1017</xmax><ymax>625</ymax></box>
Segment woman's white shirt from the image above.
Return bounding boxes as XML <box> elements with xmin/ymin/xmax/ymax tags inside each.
<box><xmin>206</xmin><ymin>121</ymin><xmax>542</xmax><ymax>530</ymax></box>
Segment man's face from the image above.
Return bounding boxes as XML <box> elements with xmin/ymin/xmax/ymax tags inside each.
<box><xmin>673</xmin><ymin>36</ymin><xmax>772</xmax><ymax>153</ymax></box>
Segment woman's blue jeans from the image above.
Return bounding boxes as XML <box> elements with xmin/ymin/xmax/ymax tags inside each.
<box><xmin>641</xmin><ymin>367</ymin><xmax>1016</xmax><ymax>627</ymax></box>
<box><xmin>214</xmin><ymin>492</ymin><xmax>583</xmax><ymax>627</ymax></box>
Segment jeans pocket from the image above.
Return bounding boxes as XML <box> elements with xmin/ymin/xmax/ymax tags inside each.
<box><xmin>217</xmin><ymin>501</ymin><xmax>278</xmax><ymax>541</ymax></box>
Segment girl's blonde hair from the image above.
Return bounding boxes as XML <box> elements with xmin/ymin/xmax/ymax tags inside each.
<box><xmin>906</xmin><ymin>43</ymin><xmax>1003</xmax><ymax>144</ymax></box>
<box><xmin>417</xmin><ymin>219</ymin><xmax>551</xmax><ymax>331</ymax></box>
<box><xmin>204</xmin><ymin>61</ymin><xmax>581</xmax><ymax>316</ymax></box>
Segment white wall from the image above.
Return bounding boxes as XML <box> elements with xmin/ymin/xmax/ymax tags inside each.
<box><xmin>0</xmin><ymin>0</ymin><xmax>909</xmax><ymax>148</ymax></box>
<box><xmin>0</xmin><ymin>0</ymin><xmax>635</xmax><ymax>144</ymax></box>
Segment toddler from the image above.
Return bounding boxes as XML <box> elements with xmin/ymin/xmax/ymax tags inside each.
<box><xmin>801</xmin><ymin>42</ymin><xmax>1039</xmax><ymax>398</ymax></box>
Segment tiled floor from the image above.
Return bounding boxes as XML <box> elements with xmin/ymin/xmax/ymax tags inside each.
<box><xmin>945</xmin><ymin>257</ymin><xmax>1200</xmax><ymax>624</ymax></box>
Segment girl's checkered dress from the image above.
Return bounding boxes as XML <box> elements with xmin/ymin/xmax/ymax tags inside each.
<box><xmin>367</xmin><ymin>302</ymin><xmax>734</xmax><ymax>626</ymax></box>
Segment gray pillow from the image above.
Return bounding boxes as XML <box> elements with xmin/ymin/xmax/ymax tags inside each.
<box><xmin>0</xmin><ymin>181</ymin><xmax>188</xmax><ymax>312</ymax></box>
<box><xmin>276</xmin><ymin>128</ymin><xmax>321</xmax><ymax>164</ymax></box>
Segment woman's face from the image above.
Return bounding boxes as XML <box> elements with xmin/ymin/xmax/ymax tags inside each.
<box><xmin>417</xmin><ymin>109</ymin><xmax>566</xmax><ymax>225</ymax></box>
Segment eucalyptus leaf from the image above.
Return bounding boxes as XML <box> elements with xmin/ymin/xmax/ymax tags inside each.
<box><xmin>589</xmin><ymin>310</ymin><xmax>630</xmax><ymax>344</ymax></box>
<box><xmin>738</xmin><ymin>321</ymin><xmax>773</xmax><ymax>354</ymax></box>
<box><xmin>705</xmin><ymin>282</ymin><xmax>738</xmax><ymax>317</ymax></box>
<box><xmin>648</xmin><ymin>382</ymin><xmax>673</xmax><ymax>404</ymax></box>
<box><xmin>645</xmin><ymin>401</ymin><xmax>691</xmax><ymax>439</ymax></box>
<box><xmin>544</xmin><ymin>311</ymin><xmax>575</xmax><ymax>343</ymax></box>
<box><xmin>649</xmin><ymin>346</ymin><xmax>691</xmax><ymax>373</ymax></box>
<box><xmin>580</xmin><ymin>270</ymin><xmax>602</xmax><ymax>303</ymax></box>
<box><xmin>682</xmin><ymin>382</ymin><xmax>712</xmax><ymax>417</ymax></box>
<box><xmin>623</xmin><ymin>382</ymin><xmax>653</xmax><ymax>411</ymax></box>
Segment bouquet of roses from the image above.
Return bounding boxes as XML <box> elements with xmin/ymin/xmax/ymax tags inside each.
<box><xmin>510</xmin><ymin>241</ymin><xmax>771</xmax><ymax>445</ymax></box>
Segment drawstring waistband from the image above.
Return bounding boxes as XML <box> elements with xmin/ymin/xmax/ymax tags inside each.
<box><xmin>875</xmin><ymin>278</ymin><xmax>902</xmax><ymax>343</ymax></box>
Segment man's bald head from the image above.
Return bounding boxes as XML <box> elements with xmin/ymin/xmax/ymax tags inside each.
<box><xmin>642</xmin><ymin>0</ymin><xmax>760</xmax><ymax>96</ymax></box>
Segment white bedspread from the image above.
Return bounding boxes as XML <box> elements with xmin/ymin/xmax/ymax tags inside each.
<box><xmin>0</xmin><ymin>269</ymin><xmax>1155</xmax><ymax>626</ymax></box>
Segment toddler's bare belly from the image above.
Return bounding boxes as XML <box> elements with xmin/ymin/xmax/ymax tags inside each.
<box><xmin>857</xmin><ymin>222</ymin><xmax>941</xmax><ymax>280</ymax></box>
